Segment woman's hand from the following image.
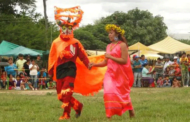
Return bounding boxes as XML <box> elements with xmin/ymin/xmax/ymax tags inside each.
<box><xmin>88</xmin><ymin>62</ymin><xmax>94</xmax><ymax>70</ymax></box>
<box><xmin>105</xmin><ymin>53</ymin><xmax>112</xmax><ymax>59</ymax></box>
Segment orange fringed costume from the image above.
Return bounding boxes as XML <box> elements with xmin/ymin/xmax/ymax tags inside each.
<box><xmin>48</xmin><ymin>6</ymin><xmax>106</xmax><ymax>120</ymax></box>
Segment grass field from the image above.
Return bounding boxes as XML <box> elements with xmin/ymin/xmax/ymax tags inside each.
<box><xmin>0</xmin><ymin>88</ymin><xmax>190</xmax><ymax>122</ymax></box>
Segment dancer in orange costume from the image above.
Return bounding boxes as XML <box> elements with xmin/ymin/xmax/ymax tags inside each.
<box><xmin>48</xmin><ymin>6</ymin><xmax>107</xmax><ymax>120</ymax></box>
<box><xmin>89</xmin><ymin>24</ymin><xmax>135</xmax><ymax>119</ymax></box>
<box><xmin>48</xmin><ymin>6</ymin><xmax>89</xmax><ymax>120</ymax></box>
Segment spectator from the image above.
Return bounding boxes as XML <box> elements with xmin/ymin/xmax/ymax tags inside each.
<box><xmin>180</xmin><ymin>52</ymin><xmax>189</xmax><ymax>87</ymax></box>
<box><xmin>163</xmin><ymin>76</ymin><xmax>171</xmax><ymax>87</ymax></box>
<box><xmin>132</xmin><ymin>56</ymin><xmax>142</xmax><ymax>87</ymax></box>
<box><xmin>29</xmin><ymin>59</ymin><xmax>39</xmax><ymax>90</ymax></box>
<box><xmin>25</xmin><ymin>54</ymin><xmax>31</xmax><ymax>60</ymax></box>
<box><xmin>172</xmin><ymin>77</ymin><xmax>181</xmax><ymax>88</ymax></box>
<box><xmin>173</xmin><ymin>56</ymin><xmax>179</xmax><ymax>66</ymax></box>
<box><xmin>23</xmin><ymin>59</ymin><xmax>31</xmax><ymax>77</ymax></box>
<box><xmin>4</xmin><ymin>57</ymin><xmax>17</xmax><ymax>77</ymax></box>
<box><xmin>15</xmin><ymin>75</ymin><xmax>23</xmax><ymax>90</ymax></box>
<box><xmin>154</xmin><ymin>58</ymin><xmax>163</xmax><ymax>81</ymax></box>
<box><xmin>48</xmin><ymin>79</ymin><xmax>56</xmax><ymax>89</ymax></box>
<box><xmin>163</xmin><ymin>56</ymin><xmax>173</xmax><ymax>72</ymax></box>
<box><xmin>22</xmin><ymin>77</ymin><xmax>34</xmax><ymax>90</ymax></box>
<box><xmin>0</xmin><ymin>70</ymin><xmax>7</xmax><ymax>89</ymax></box>
<box><xmin>187</xmin><ymin>54</ymin><xmax>190</xmax><ymax>85</ymax></box>
<box><xmin>16</xmin><ymin>54</ymin><xmax>26</xmax><ymax>74</ymax></box>
<box><xmin>37</xmin><ymin>67</ymin><xmax>48</xmax><ymax>89</ymax></box>
<box><xmin>8</xmin><ymin>74</ymin><xmax>16</xmax><ymax>90</ymax></box>
<box><xmin>164</xmin><ymin>67</ymin><xmax>170</xmax><ymax>77</ymax></box>
<box><xmin>38</xmin><ymin>74</ymin><xmax>46</xmax><ymax>89</ymax></box>
<box><xmin>140</xmin><ymin>55</ymin><xmax>148</xmax><ymax>70</ymax></box>
<box><xmin>141</xmin><ymin>64</ymin><xmax>154</xmax><ymax>87</ymax></box>
<box><xmin>157</xmin><ymin>76</ymin><xmax>163</xmax><ymax>87</ymax></box>
<box><xmin>35</xmin><ymin>55</ymin><xmax>43</xmax><ymax>71</ymax></box>
<box><xmin>168</xmin><ymin>66</ymin><xmax>175</xmax><ymax>85</ymax></box>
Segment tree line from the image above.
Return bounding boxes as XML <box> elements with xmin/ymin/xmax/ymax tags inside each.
<box><xmin>0</xmin><ymin>0</ymin><xmax>189</xmax><ymax>51</ymax></box>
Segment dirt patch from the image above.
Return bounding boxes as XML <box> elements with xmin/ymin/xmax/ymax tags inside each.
<box><xmin>0</xmin><ymin>90</ymin><xmax>56</xmax><ymax>95</ymax></box>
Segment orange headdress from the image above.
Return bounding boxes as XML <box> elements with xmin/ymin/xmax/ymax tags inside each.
<box><xmin>54</xmin><ymin>6</ymin><xmax>84</xmax><ymax>38</ymax></box>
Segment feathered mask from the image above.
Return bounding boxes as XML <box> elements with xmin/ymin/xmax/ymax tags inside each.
<box><xmin>54</xmin><ymin>6</ymin><xmax>84</xmax><ymax>38</ymax></box>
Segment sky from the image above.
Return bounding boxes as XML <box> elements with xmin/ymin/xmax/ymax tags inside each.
<box><xmin>35</xmin><ymin>0</ymin><xmax>190</xmax><ymax>39</ymax></box>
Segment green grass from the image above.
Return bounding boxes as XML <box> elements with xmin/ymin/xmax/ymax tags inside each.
<box><xmin>0</xmin><ymin>88</ymin><xmax>190</xmax><ymax>122</ymax></box>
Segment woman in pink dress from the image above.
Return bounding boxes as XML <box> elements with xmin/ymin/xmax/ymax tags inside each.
<box><xmin>89</xmin><ymin>24</ymin><xmax>135</xmax><ymax>119</ymax></box>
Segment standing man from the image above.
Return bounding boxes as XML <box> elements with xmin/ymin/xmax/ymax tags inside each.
<box><xmin>133</xmin><ymin>56</ymin><xmax>142</xmax><ymax>87</ymax></box>
<box><xmin>35</xmin><ymin>55</ymin><xmax>43</xmax><ymax>71</ymax></box>
<box><xmin>140</xmin><ymin>55</ymin><xmax>148</xmax><ymax>71</ymax></box>
<box><xmin>180</xmin><ymin>52</ymin><xmax>189</xmax><ymax>87</ymax></box>
<box><xmin>16</xmin><ymin>54</ymin><xmax>26</xmax><ymax>75</ymax></box>
<box><xmin>154</xmin><ymin>58</ymin><xmax>163</xmax><ymax>82</ymax></box>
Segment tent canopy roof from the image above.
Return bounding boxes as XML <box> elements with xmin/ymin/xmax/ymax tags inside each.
<box><xmin>0</xmin><ymin>40</ymin><xmax>19</xmax><ymax>55</ymax></box>
<box><xmin>0</xmin><ymin>40</ymin><xmax>45</xmax><ymax>55</ymax></box>
<box><xmin>129</xmin><ymin>42</ymin><xmax>156</xmax><ymax>51</ymax></box>
<box><xmin>148</xmin><ymin>36</ymin><xmax>190</xmax><ymax>54</ymax></box>
<box><xmin>2</xmin><ymin>46</ymin><xmax>42</xmax><ymax>56</ymax></box>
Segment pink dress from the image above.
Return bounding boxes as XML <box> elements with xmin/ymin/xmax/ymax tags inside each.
<box><xmin>104</xmin><ymin>41</ymin><xmax>134</xmax><ymax>117</ymax></box>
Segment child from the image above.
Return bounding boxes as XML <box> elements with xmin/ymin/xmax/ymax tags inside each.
<box><xmin>48</xmin><ymin>79</ymin><xmax>56</xmax><ymax>89</ymax></box>
<box><xmin>15</xmin><ymin>75</ymin><xmax>23</xmax><ymax>90</ymax></box>
<box><xmin>0</xmin><ymin>71</ymin><xmax>7</xmax><ymax>89</ymax></box>
<box><xmin>169</xmin><ymin>66</ymin><xmax>175</xmax><ymax>85</ymax></box>
<box><xmin>19</xmin><ymin>73</ymin><xmax>27</xmax><ymax>90</ymax></box>
<box><xmin>8</xmin><ymin>74</ymin><xmax>16</xmax><ymax>90</ymax></box>
<box><xmin>163</xmin><ymin>75</ymin><xmax>171</xmax><ymax>87</ymax></box>
<box><xmin>157</xmin><ymin>76</ymin><xmax>163</xmax><ymax>87</ymax></box>
<box><xmin>172</xmin><ymin>77</ymin><xmax>181</xmax><ymax>88</ymax></box>
<box><xmin>22</xmin><ymin>77</ymin><xmax>34</xmax><ymax>90</ymax></box>
<box><xmin>38</xmin><ymin>74</ymin><xmax>46</xmax><ymax>89</ymax></box>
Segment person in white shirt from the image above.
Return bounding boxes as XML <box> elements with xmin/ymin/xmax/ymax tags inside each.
<box><xmin>163</xmin><ymin>56</ymin><xmax>173</xmax><ymax>72</ymax></box>
<box><xmin>29</xmin><ymin>59</ymin><xmax>39</xmax><ymax>90</ymax></box>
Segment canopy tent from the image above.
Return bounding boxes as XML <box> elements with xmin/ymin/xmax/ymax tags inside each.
<box><xmin>0</xmin><ymin>40</ymin><xmax>19</xmax><ymax>55</ymax></box>
<box><xmin>0</xmin><ymin>40</ymin><xmax>45</xmax><ymax>55</ymax></box>
<box><xmin>128</xmin><ymin>42</ymin><xmax>158</xmax><ymax>55</ymax></box>
<box><xmin>86</xmin><ymin>50</ymin><xmax>137</xmax><ymax>56</ymax></box>
<box><xmin>148</xmin><ymin>36</ymin><xmax>190</xmax><ymax>54</ymax></box>
<box><xmin>1</xmin><ymin>46</ymin><xmax>42</xmax><ymax>56</ymax></box>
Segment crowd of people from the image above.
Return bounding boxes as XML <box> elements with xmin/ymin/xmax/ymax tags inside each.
<box><xmin>0</xmin><ymin>54</ymin><xmax>56</xmax><ymax>90</ymax></box>
<box><xmin>131</xmin><ymin>52</ymin><xmax>190</xmax><ymax>88</ymax></box>
<box><xmin>1</xmin><ymin>52</ymin><xmax>190</xmax><ymax>90</ymax></box>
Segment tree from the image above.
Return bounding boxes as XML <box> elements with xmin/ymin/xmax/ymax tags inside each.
<box><xmin>43</xmin><ymin>0</ymin><xmax>48</xmax><ymax>49</ymax></box>
<box><xmin>75</xmin><ymin>8</ymin><xmax>168</xmax><ymax>49</ymax></box>
<box><xmin>0</xmin><ymin>0</ymin><xmax>36</xmax><ymax>15</ymax></box>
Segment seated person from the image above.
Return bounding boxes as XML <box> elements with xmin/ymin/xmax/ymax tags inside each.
<box><xmin>37</xmin><ymin>67</ymin><xmax>47</xmax><ymax>89</ymax></box>
<box><xmin>172</xmin><ymin>77</ymin><xmax>181</xmax><ymax>88</ymax></box>
<box><xmin>22</xmin><ymin>77</ymin><xmax>34</xmax><ymax>90</ymax></box>
<box><xmin>38</xmin><ymin>75</ymin><xmax>46</xmax><ymax>89</ymax></box>
<box><xmin>48</xmin><ymin>79</ymin><xmax>56</xmax><ymax>89</ymax></box>
<box><xmin>174</xmin><ymin>66</ymin><xmax>181</xmax><ymax>81</ymax></box>
<box><xmin>157</xmin><ymin>75</ymin><xmax>163</xmax><ymax>87</ymax></box>
<box><xmin>15</xmin><ymin>75</ymin><xmax>23</xmax><ymax>90</ymax></box>
<box><xmin>8</xmin><ymin>74</ymin><xmax>16</xmax><ymax>90</ymax></box>
<box><xmin>141</xmin><ymin>64</ymin><xmax>154</xmax><ymax>87</ymax></box>
<box><xmin>163</xmin><ymin>75</ymin><xmax>171</xmax><ymax>87</ymax></box>
<box><xmin>0</xmin><ymin>70</ymin><xmax>7</xmax><ymax>89</ymax></box>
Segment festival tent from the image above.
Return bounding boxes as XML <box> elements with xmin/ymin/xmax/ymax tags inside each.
<box><xmin>0</xmin><ymin>40</ymin><xmax>19</xmax><ymax>55</ymax></box>
<box><xmin>0</xmin><ymin>40</ymin><xmax>45</xmax><ymax>55</ymax></box>
<box><xmin>128</xmin><ymin>42</ymin><xmax>158</xmax><ymax>55</ymax></box>
<box><xmin>148</xmin><ymin>36</ymin><xmax>190</xmax><ymax>54</ymax></box>
<box><xmin>1</xmin><ymin>46</ymin><xmax>42</xmax><ymax>56</ymax></box>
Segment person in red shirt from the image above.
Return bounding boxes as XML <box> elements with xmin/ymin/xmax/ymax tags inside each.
<box><xmin>0</xmin><ymin>71</ymin><xmax>7</xmax><ymax>89</ymax></box>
